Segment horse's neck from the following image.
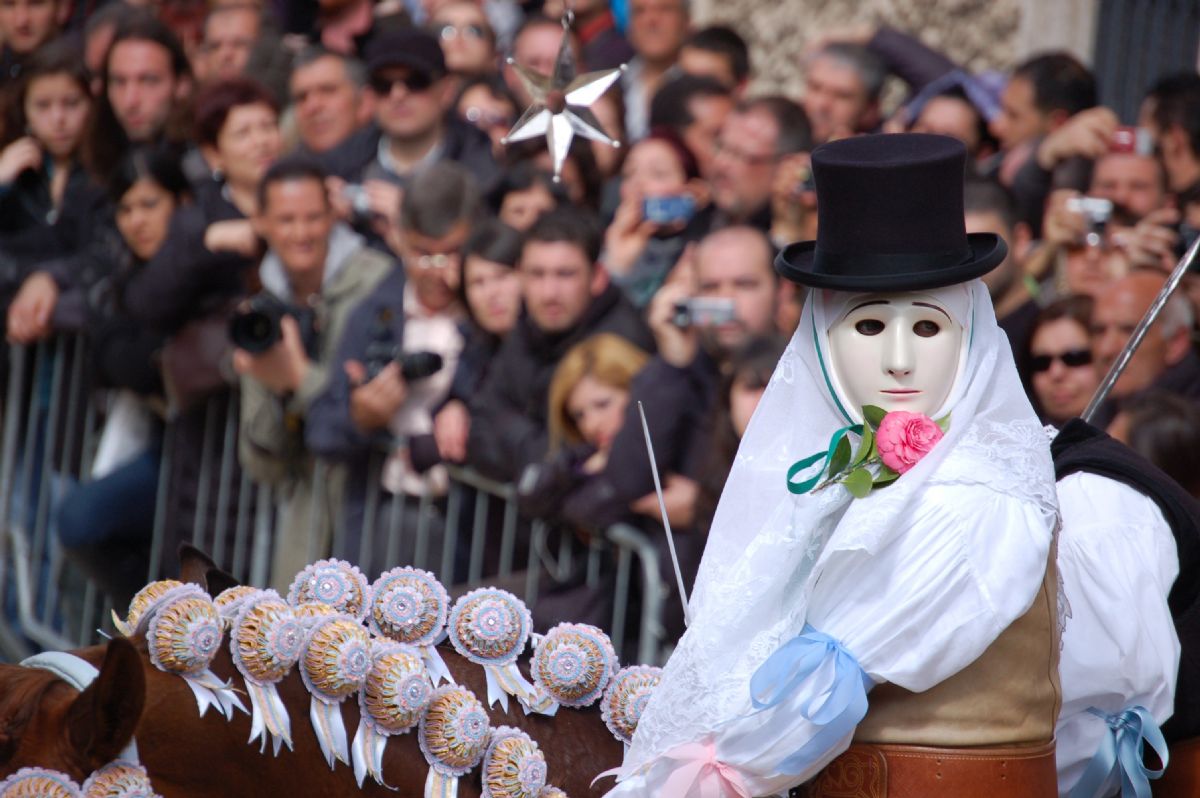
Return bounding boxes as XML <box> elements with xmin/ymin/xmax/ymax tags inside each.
<box><xmin>78</xmin><ymin>640</ymin><xmax>621</xmax><ymax>797</ymax></box>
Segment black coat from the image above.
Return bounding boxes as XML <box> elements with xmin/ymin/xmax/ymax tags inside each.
<box><xmin>466</xmin><ymin>283</ymin><xmax>655</xmax><ymax>482</ymax></box>
<box><xmin>557</xmin><ymin>352</ymin><xmax>718</xmax><ymax>532</ymax></box>
<box><xmin>319</xmin><ymin>116</ymin><xmax>500</xmax><ymax>192</ymax></box>
<box><xmin>122</xmin><ymin>179</ymin><xmax>251</xmax><ymax>333</ymax></box>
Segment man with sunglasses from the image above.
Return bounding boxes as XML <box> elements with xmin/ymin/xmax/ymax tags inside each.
<box><xmin>321</xmin><ymin>26</ymin><xmax>498</xmax><ymax>234</ymax></box>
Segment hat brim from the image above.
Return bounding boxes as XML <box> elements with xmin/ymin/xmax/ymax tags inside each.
<box><xmin>775</xmin><ymin>232</ymin><xmax>1007</xmax><ymax>292</ymax></box>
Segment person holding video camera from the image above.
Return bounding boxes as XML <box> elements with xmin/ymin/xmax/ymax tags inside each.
<box><xmin>232</xmin><ymin>155</ymin><xmax>397</xmax><ymax>588</ymax></box>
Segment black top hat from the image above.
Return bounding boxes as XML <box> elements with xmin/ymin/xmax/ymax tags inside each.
<box><xmin>775</xmin><ymin>133</ymin><xmax>1007</xmax><ymax>291</ymax></box>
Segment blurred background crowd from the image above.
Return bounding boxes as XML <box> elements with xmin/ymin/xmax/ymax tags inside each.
<box><xmin>0</xmin><ymin>0</ymin><xmax>1198</xmax><ymax>650</ymax></box>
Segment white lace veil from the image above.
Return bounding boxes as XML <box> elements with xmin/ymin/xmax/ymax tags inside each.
<box><xmin>618</xmin><ymin>279</ymin><xmax>1058</xmax><ymax>792</ymax></box>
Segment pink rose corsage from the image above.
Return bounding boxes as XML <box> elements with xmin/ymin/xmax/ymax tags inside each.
<box><xmin>786</xmin><ymin>404</ymin><xmax>948</xmax><ymax>499</ymax></box>
<box><xmin>875</xmin><ymin>410</ymin><xmax>944</xmax><ymax>474</ymax></box>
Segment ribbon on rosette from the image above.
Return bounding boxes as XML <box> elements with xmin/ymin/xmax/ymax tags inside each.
<box><xmin>368</xmin><ymin>567</ymin><xmax>454</xmax><ymax>685</ymax></box>
<box><xmin>300</xmin><ymin>613</ymin><xmax>373</xmax><ymax>769</ymax></box>
<box><xmin>231</xmin><ymin>590</ymin><xmax>306</xmax><ymax>754</ymax></box>
<box><xmin>447</xmin><ymin>588</ymin><xmax>538</xmax><ymax>713</ymax></box>
<box><xmin>134</xmin><ymin>584</ymin><xmax>246</xmax><ymax>720</ymax></box>
<box><xmin>419</xmin><ymin>686</ymin><xmax>492</xmax><ymax>798</ymax></box>
<box><xmin>352</xmin><ymin>641</ymin><xmax>434</xmax><ymax>787</ymax></box>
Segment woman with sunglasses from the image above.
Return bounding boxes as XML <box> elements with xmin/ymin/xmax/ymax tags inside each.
<box><xmin>1027</xmin><ymin>295</ymin><xmax>1101</xmax><ymax>426</ymax></box>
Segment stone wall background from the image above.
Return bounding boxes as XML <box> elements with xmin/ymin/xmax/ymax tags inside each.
<box><xmin>691</xmin><ymin>0</ymin><xmax>1098</xmax><ymax>102</ymax></box>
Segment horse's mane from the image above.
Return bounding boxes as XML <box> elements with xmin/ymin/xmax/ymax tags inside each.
<box><xmin>0</xmin><ymin>667</ymin><xmax>64</xmax><ymax>763</ymax></box>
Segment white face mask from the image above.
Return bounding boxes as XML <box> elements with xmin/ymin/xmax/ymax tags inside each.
<box><xmin>827</xmin><ymin>292</ymin><xmax>965</xmax><ymax>418</ymax></box>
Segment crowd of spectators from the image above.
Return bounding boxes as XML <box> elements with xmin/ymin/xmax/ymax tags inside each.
<box><xmin>1</xmin><ymin>0</ymin><xmax>1199</xmax><ymax>640</ymax></box>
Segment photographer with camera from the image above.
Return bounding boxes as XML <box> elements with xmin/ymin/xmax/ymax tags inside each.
<box><xmin>305</xmin><ymin>162</ymin><xmax>478</xmax><ymax>568</ymax></box>
<box><xmin>232</xmin><ymin>155</ymin><xmax>397</xmax><ymax>588</ymax></box>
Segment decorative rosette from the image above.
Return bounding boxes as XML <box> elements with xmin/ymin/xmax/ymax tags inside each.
<box><xmin>481</xmin><ymin>727</ymin><xmax>548</xmax><ymax>798</ymax></box>
<box><xmin>231</xmin><ymin>590</ymin><xmax>305</xmax><ymax>754</ymax></box>
<box><xmin>448</xmin><ymin>588</ymin><xmax>536</xmax><ymax>712</ymax></box>
<box><xmin>301</xmin><ymin>614</ymin><xmax>372</xmax><ymax>769</ymax></box>
<box><xmin>418</xmin><ymin>686</ymin><xmax>492</xmax><ymax>796</ymax></box>
<box><xmin>288</xmin><ymin>559</ymin><xmax>370</xmax><ymax>620</ymax></box>
<box><xmin>538</xmin><ymin>788</ymin><xmax>568</xmax><ymax>798</ymax></box>
<box><xmin>530</xmin><ymin>623</ymin><xmax>618</xmax><ymax>713</ymax></box>
<box><xmin>111</xmin><ymin>580</ymin><xmax>183</xmax><ymax>636</ymax></box>
<box><xmin>145</xmin><ymin>590</ymin><xmax>245</xmax><ymax>721</ymax></box>
<box><xmin>214</xmin><ymin>585</ymin><xmax>260</xmax><ymax>622</ymax></box>
<box><xmin>352</xmin><ymin>642</ymin><xmax>433</xmax><ymax>787</ymax></box>
<box><xmin>0</xmin><ymin>768</ymin><xmax>81</xmax><ymax>798</ymax></box>
<box><xmin>81</xmin><ymin>761</ymin><xmax>162</xmax><ymax>797</ymax></box>
<box><xmin>369</xmin><ymin>567</ymin><xmax>453</xmax><ymax>685</ymax></box>
<box><xmin>600</xmin><ymin>665</ymin><xmax>662</xmax><ymax>746</ymax></box>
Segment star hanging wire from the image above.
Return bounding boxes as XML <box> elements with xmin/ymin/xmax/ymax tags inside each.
<box><xmin>502</xmin><ymin>9</ymin><xmax>625</xmax><ymax>181</ymax></box>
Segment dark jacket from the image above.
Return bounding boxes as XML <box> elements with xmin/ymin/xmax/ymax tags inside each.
<box><xmin>559</xmin><ymin>351</ymin><xmax>719</xmax><ymax>531</ymax></box>
<box><xmin>1052</xmin><ymin>419</ymin><xmax>1200</xmax><ymax>741</ymax></box>
<box><xmin>122</xmin><ymin>179</ymin><xmax>252</xmax><ymax>332</ymax></box>
<box><xmin>867</xmin><ymin>26</ymin><xmax>959</xmax><ymax>98</ymax></box>
<box><xmin>319</xmin><ymin>116</ymin><xmax>500</xmax><ymax>192</ymax></box>
<box><xmin>466</xmin><ymin>283</ymin><xmax>655</xmax><ymax>482</ymax></box>
<box><xmin>0</xmin><ymin>160</ymin><xmax>94</xmax><ymax>238</ymax></box>
<box><xmin>0</xmin><ymin>166</ymin><xmax>108</xmax><ymax>290</ymax></box>
<box><xmin>305</xmin><ymin>266</ymin><xmax>409</xmax><ymax>463</ymax></box>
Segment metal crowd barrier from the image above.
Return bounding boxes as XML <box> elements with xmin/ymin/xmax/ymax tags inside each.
<box><xmin>0</xmin><ymin>337</ymin><xmax>671</xmax><ymax>665</ymax></box>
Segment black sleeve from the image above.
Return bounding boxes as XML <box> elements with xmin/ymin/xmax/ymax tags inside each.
<box><xmin>465</xmin><ymin>340</ymin><xmax>548</xmax><ymax>482</ymax></box>
<box><xmin>305</xmin><ymin>269</ymin><xmax>407</xmax><ymax>462</ymax></box>
<box><xmin>867</xmin><ymin>26</ymin><xmax>960</xmax><ymax>94</ymax></box>
<box><xmin>122</xmin><ymin>207</ymin><xmax>251</xmax><ymax>332</ymax></box>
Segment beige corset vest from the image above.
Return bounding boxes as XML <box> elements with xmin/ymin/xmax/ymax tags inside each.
<box><xmin>853</xmin><ymin>545</ymin><xmax>1062</xmax><ymax>747</ymax></box>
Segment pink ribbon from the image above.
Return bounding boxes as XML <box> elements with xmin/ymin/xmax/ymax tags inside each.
<box><xmin>661</xmin><ymin>741</ymin><xmax>751</xmax><ymax>798</ymax></box>
<box><xmin>592</xmin><ymin>741</ymin><xmax>751</xmax><ymax>797</ymax></box>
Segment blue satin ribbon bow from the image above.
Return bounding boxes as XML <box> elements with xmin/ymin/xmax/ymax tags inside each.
<box><xmin>786</xmin><ymin>425</ymin><xmax>862</xmax><ymax>495</ymax></box>
<box><xmin>1068</xmin><ymin>705</ymin><xmax>1168</xmax><ymax>798</ymax></box>
<box><xmin>748</xmin><ymin>624</ymin><xmax>872</xmax><ymax>775</ymax></box>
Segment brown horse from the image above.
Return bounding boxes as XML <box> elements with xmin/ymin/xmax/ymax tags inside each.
<box><xmin>0</xmin><ymin>552</ymin><xmax>625</xmax><ymax>797</ymax></box>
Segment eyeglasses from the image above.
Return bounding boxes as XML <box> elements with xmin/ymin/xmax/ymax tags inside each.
<box><xmin>436</xmin><ymin>23</ymin><xmax>488</xmax><ymax>41</ymax></box>
<box><xmin>1030</xmin><ymin>349</ymin><xmax>1093</xmax><ymax>373</ymax></box>
<box><xmin>369</xmin><ymin>71</ymin><xmax>434</xmax><ymax>96</ymax></box>
<box><xmin>411</xmin><ymin>252</ymin><xmax>461</xmax><ymax>270</ymax></box>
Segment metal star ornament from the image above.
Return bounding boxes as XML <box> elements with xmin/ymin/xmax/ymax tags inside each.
<box><xmin>502</xmin><ymin>11</ymin><xmax>625</xmax><ymax>181</ymax></box>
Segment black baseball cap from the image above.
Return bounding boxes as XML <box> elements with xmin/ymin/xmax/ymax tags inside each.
<box><xmin>363</xmin><ymin>27</ymin><xmax>447</xmax><ymax>80</ymax></box>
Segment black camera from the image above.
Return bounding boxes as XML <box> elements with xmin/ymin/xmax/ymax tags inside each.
<box><xmin>361</xmin><ymin>308</ymin><xmax>444</xmax><ymax>382</ymax></box>
<box><xmin>229</xmin><ymin>294</ymin><xmax>289</xmax><ymax>353</ymax></box>
<box><xmin>229</xmin><ymin>293</ymin><xmax>319</xmax><ymax>357</ymax></box>
<box><xmin>363</xmin><ymin>340</ymin><xmax>444</xmax><ymax>382</ymax></box>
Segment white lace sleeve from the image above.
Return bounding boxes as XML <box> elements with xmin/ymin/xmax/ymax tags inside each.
<box><xmin>1055</xmin><ymin>473</ymin><xmax>1179</xmax><ymax>795</ymax></box>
